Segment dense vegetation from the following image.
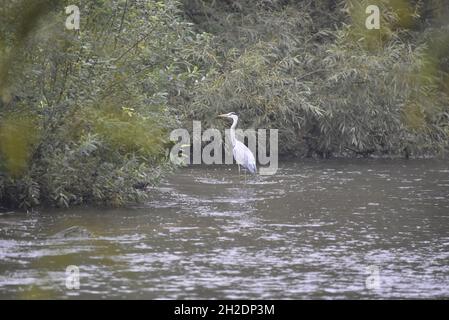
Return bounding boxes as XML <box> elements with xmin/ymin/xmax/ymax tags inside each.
<box><xmin>0</xmin><ymin>0</ymin><xmax>448</xmax><ymax>209</ymax></box>
<box><xmin>0</xmin><ymin>0</ymin><xmax>209</xmax><ymax>208</ymax></box>
<box><xmin>181</xmin><ymin>0</ymin><xmax>449</xmax><ymax>157</ymax></box>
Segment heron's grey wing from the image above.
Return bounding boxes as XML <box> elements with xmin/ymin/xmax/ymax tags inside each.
<box><xmin>233</xmin><ymin>141</ymin><xmax>257</xmax><ymax>174</ymax></box>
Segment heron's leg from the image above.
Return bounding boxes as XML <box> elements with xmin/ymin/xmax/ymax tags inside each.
<box><xmin>238</xmin><ymin>164</ymin><xmax>240</xmax><ymax>177</ymax></box>
<box><xmin>244</xmin><ymin>169</ymin><xmax>247</xmax><ymax>184</ymax></box>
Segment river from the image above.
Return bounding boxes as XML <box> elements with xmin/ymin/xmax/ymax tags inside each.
<box><xmin>0</xmin><ymin>159</ymin><xmax>448</xmax><ymax>299</ymax></box>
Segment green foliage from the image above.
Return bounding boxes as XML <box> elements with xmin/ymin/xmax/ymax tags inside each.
<box><xmin>182</xmin><ymin>0</ymin><xmax>449</xmax><ymax>157</ymax></box>
<box><xmin>1</xmin><ymin>0</ymin><xmax>448</xmax><ymax>209</ymax></box>
<box><xmin>0</xmin><ymin>0</ymin><xmax>210</xmax><ymax>209</ymax></box>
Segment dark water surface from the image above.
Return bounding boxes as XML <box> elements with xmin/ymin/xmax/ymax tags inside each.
<box><xmin>1</xmin><ymin>160</ymin><xmax>448</xmax><ymax>299</ymax></box>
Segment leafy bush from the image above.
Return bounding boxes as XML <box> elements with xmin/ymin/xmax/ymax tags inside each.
<box><xmin>1</xmin><ymin>0</ymin><xmax>448</xmax><ymax>210</ymax></box>
<box><xmin>0</xmin><ymin>0</ymin><xmax>210</xmax><ymax>209</ymax></box>
<box><xmin>182</xmin><ymin>0</ymin><xmax>449</xmax><ymax>157</ymax></box>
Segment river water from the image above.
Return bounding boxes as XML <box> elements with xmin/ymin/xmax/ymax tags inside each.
<box><xmin>0</xmin><ymin>160</ymin><xmax>448</xmax><ymax>299</ymax></box>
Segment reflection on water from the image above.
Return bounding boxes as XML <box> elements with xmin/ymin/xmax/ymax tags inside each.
<box><xmin>0</xmin><ymin>160</ymin><xmax>448</xmax><ymax>299</ymax></box>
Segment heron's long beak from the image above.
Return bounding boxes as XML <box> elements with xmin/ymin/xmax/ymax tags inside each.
<box><xmin>217</xmin><ymin>114</ymin><xmax>228</xmax><ymax>118</ymax></box>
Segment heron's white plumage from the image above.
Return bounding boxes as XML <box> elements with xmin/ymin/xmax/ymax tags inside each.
<box><xmin>233</xmin><ymin>140</ymin><xmax>257</xmax><ymax>174</ymax></box>
<box><xmin>219</xmin><ymin>112</ymin><xmax>257</xmax><ymax>174</ymax></box>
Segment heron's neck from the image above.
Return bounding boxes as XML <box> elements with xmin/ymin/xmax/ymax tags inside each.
<box><xmin>230</xmin><ymin>117</ymin><xmax>238</xmax><ymax>146</ymax></box>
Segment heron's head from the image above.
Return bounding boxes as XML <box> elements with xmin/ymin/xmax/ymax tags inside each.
<box><xmin>217</xmin><ymin>112</ymin><xmax>238</xmax><ymax>121</ymax></box>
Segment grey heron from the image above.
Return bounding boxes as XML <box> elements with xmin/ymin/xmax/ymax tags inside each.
<box><xmin>218</xmin><ymin>112</ymin><xmax>257</xmax><ymax>175</ymax></box>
